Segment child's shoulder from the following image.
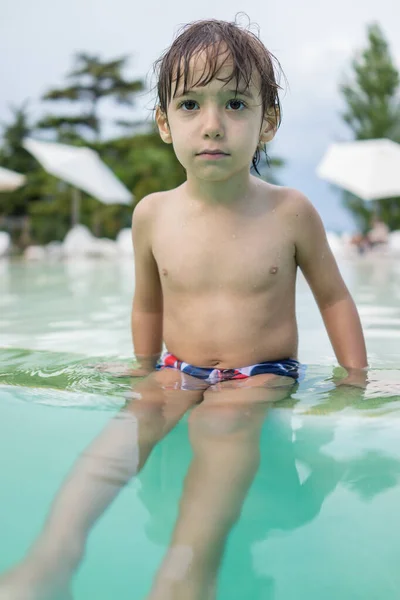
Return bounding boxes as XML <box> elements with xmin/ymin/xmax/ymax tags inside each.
<box><xmin>133</xmin><ymin>190</ymin><xmax>170</xmax><ymax>214</ymax></box>
<box><xmin>266</xmin><ymin>182</ymin><xmax>311</xmax><ymax>210</ymax></box>
<box><xmin>266</xmin><ymin>183</ymin><xmax>321</xmax><ymax>223</ymax></box>
<box><xmin>132</xmin><ymin>189</ymin><xmax>178</xmax><ymax>225</ymax></box>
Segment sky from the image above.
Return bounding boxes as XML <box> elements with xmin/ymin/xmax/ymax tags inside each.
<box><xmin>1</xmin><ymin>0</ymin><xmax>400</xmax><ymax>231</ymax></box>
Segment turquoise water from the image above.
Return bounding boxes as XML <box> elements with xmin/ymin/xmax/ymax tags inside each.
<box><xmin>1</xmin><ymin>258</ymin><xmax>400</xmax><ymax>599</ymax></box>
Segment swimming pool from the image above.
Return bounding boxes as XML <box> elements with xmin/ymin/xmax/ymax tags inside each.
<box><xmin>1</xmin><ymin>256</ymin><xmax>400</xmax><ymax>599</ymax></box>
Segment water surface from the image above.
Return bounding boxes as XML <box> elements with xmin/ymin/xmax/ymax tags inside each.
<box><xmin>1</xmin><ymin>256</ymin><xmax>400</xmax><ymax>599</ymax></box>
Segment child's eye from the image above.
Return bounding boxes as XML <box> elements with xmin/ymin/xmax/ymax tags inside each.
<box><xmin>227</xmin><ymin>99</ymin><xmax>247</xmax><ymax>111</ymax></box>
<box><xmin>178</xmin><ymin>100</ymin><xmax>199</xmax><ymax>111</ymax></box>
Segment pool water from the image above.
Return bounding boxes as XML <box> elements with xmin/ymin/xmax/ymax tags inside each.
<box><xmin>1</xmin><ymin>257</ymin><xmax>400</xmax><ymax>599</ymax></box>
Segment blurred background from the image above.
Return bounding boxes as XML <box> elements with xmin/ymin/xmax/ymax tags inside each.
<box><xmin>1</xmin><ymin>6</ymin><xmax>400</xmax><ymax>598</ymax></box>
<box><xmin>1</xmin><ymin>0</ymin><xmax>400</xmax><ymax>253</ymax></box>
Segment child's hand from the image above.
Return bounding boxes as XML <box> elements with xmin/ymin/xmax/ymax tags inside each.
<box><xmin>95</xmin><ymin>362</ymin><xmax>154</xmax><ymax>378</ymax></box>
<box><xmin>334</xmin><ymin>367</ymin><xmax>368</xmax><ymax>389</ymax></box>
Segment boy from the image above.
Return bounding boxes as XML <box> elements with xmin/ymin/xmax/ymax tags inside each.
<box><xmin>130</xmin><ymin>18</ymin><xmax>367</xmax><ymax>392</ymax></box>
<box><xmin>0</xmin><ymin>17</ymin><xmax>368</xmax><ymax>600</ymax></box>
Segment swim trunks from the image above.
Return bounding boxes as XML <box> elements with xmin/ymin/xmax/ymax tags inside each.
<box><xmin>156</xmin><ymin>352</ymin><xmax>301</xmax><ymax>384</ymax></box>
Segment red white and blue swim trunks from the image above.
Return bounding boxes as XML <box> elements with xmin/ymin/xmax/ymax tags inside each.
<box><xmin>156</xmin><ymin>352</ymin><xmax>301</xmax><ymax>384</ymax></box>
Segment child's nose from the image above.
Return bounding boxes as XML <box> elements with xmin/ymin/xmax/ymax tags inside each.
<box><xmin>202</xmin><ymin>108</ymin><xmax>224</xmax><ymax>139</ymax></box>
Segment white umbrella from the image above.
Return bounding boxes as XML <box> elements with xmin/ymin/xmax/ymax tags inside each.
<box><xmin>317</xmin><ymin>139</ymin><xmax>400</xmax><ymax>201</ymax></box>
<box><xmin>0</xmin><ymin>166</ymin><xmax>26</xmax><ymax>192</ymax></box>
<box><xmin>22</xmin><ymin>138</ymin><xmax>132</xmax><ymax>223</ymax></box>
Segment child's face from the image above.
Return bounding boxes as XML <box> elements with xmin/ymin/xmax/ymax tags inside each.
<box><xmin>157</xmin><ymin>50</ymin><xmax>276</xmax><ymax>182</ymax></box>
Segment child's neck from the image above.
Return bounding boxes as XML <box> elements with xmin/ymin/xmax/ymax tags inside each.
<box><xmin>185</xmin><ymin>169</ymin><xmax>256</xmax><ymax>206</ymax></box>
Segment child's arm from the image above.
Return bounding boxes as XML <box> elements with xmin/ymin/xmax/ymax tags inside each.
<box><xmin>292</xmin><ymin>193</ymin><xmax>368</xmax><ymax>374</ymax></box>
<box><xmin>131</xmin><ymin>195</ymin><xmax>163</xmax><ymax>374</ymax></box>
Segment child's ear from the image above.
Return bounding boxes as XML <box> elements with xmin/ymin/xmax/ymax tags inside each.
<box><xmin>259</xmin><ymin>106</ymin><xmax>280</xmax><ymax>144</ymax></box>
<box><xmin>156</xmin><ymin>106</ymin><xmax>172</xmax><ymax>144</ymax></box>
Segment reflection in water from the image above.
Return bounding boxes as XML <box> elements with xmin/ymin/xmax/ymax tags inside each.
<box><xmin>138</xmin><ymin>382</ymin><xmax>400</xmax><ymax>599</ymax></box>
<box><xmin>1</xmin><ymin>372</ymin><xmax>400</xmax><ymax>599</ymax></box>
<box><xmin>220</xmin><ymin>393</ymin><xmax>400</xmax><ymax>598</ymax></box>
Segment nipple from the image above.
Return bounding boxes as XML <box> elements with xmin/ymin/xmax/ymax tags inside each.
<box><xmin>270</xmin><ymin>266</ymin><xmax>278</xmax><ymax>275</ymax></box>
<box><xmin>162</xmin><ymin>268</ymin><xmax>168</xmax><ymax>276</ymax></box>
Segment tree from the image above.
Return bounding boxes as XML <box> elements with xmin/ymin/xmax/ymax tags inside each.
<box><xmin>340</xmin><ymin>23</ymin><xmax>400</xmax><ymax>231</ymax></box>
<box><xmin>0</xmin><ymin>106</ymin><xmax>39</xmax><ymax>218</ymax></box>
<box><xmin>0</xmin><ymin>104</ymin><xmax>75</xmax><ymax>245</ymax></box>
<box><xmin>29</xmin><ymin>53</ymin><xmax>147</xmax><ymax>240</ymax></box>
<box><xmin>38</xmin><ymin>53</ymin><xmax>144</xmax><ymax>142</ymax></box>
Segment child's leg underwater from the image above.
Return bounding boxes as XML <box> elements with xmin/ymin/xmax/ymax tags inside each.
<box><xmin>0</xmin><ymin>369</ymin><xmax>206</xmax><ymax>600</ymax></box>
<box><xmin>147</xmin><ymin>379</ymin><xmax>293</xmax><ymax>600</ymax></box>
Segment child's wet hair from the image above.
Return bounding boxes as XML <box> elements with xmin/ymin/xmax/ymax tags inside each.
<box><xmin>153</xmin><ymin>16</ymin><xmax>285</xmax><ymax>172</ymax></box>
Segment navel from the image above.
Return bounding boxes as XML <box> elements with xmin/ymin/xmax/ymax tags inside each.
<box><xmin>270</xmin><ymin>266</ymin><xmax>278</xmax><ymax>275</ymax></box>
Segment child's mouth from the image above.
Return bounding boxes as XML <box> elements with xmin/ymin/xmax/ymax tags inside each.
<box><xmin>197</xmin><ymin>150</ymin><xmax>230</xmax><ymax>159</ymax></box>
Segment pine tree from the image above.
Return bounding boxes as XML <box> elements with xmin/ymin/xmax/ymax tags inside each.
<box><xmin>340</xmin><ymin>23</ymin><xmax>400</xmax><ymax>231</ymax></box>
<box><xmin>38</xmin><ymin>53</ymin><xmax>144</xmax><ymax>142</ymax></box>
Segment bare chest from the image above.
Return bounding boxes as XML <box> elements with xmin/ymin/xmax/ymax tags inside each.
<box><xmin>152</xmin><ymin>213</ymin><xmax>296</xmax><ymax>293</ymax></box>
